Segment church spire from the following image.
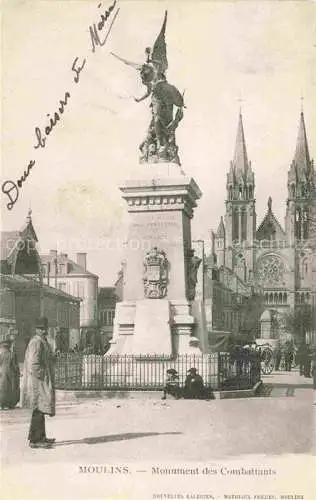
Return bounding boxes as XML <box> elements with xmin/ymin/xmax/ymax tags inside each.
<box><xmin>293</xmin><ymin>111</ymin><xmax>311</xmax><ymax>175</ymax></box>
<box><xmin>232</xmin><ymin>111</ymin><xmax>249</xmax><ymax>175</ymax></box>
<box><xmin>216</xmin><ymin>216</ymin><xmax>225</xmax><ymax>238</ymax></box>
<box><xmin>26</xmin><ymin>208</ymin><xmax>32</xmax><ymax>224</ymax></box>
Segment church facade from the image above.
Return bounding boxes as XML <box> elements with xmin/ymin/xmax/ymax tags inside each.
<box><xmin>211</xmin><ymin>110</ymin><xmax>316</xmax><ymax>343</ymax></box>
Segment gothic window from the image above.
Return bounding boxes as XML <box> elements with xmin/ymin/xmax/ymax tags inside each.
<box><xmin>239</xmin><ymin>185</ymin><xmax>243</xmax><ymax>199</ymax></box>
<box><xmin>233</xmin><ymin>210</ymin><xmax>239</xmax><ymax>241</ymax></box>
<box><xmin>269</xmin><ymin>293</ymin><xmax>273</xmax><ymax>304</ymax></box>
<box><xmin>283</xmin><ymin>293</ymin><xmax>287</xmax><ymax>304</ymax></box>
<box><xmin>241</xmin><ymin>210</ymin><xmax>247</xmax><ymax>242</ymax></box>
<box><xmin>256</xmin><ymin>255</ymin><xmax>285</xmax><ymax>285</ymax></box>
<box><xmin>301</xmin><ymin>259</ymin><xmax>308</xmax><ymax>279</ymax></box>
<box><xmin>265</xmin><ymin>293</ymin><xmax>268</xmax><ymax>303</ymax></box>
<box><xmin>279</xmin><ymin>292</ymin><xmax>282</xmax><ymax>303</ymax></box>
<box><xmin>291</xmin><ymin>184</ymin><xmax>295</xmax><ymax>198</ymax></box>
<box><xmin>229</xmin><ymin>186</ymin><xmax>233</xmax><ymax>200</ymax></box>
<box><xmin>100</xmin><ymin>309</ymin><xmax>115</xmax><ymax>325</ymax></box>
<box><xmin>295</xmin><ymin>209</ymin><xmax>301</xmax><ymax>239</ymax></box>
<box><xmin>266</xmin><ymin>222</ymin><xmax>276</xmax><ymax>241</ymax></box>
<box><xmin>249</xmin><ymin>185</ymin><xmax>253</xmax><ymax>199</ymax></box>
<box><xmin>303</xmin><ymin>209</ymin><xmax>309</xmax><ymax>239</ymax></box>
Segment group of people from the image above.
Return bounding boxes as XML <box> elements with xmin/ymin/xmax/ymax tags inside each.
<box><xmin>162</xmin><ymin>367</ymin><xmax>209</xmax><ymax>400</ymax></box>
<box><xmin>1</xmin><ymin>318</ymin><xmax>316</xmax><ymax>451</ymax></box>
<box><xmin>274</xmin><ymin>341</ymin><xmax>315</xmax><ymax>376</ymax></box>
<box><xmin>274</xmin><ymin>342</ymin><xmax>295</xmax><ymax>372</ymax></box>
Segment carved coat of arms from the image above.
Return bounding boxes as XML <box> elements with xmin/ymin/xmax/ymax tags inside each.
<box><xmin>143</xmin><ymin>247</ymin><xmax>168</xmax><ymax>299</ymax></box>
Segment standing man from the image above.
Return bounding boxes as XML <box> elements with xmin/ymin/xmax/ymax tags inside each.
<box><xmin>274</xmin><ymin>342</ymin><xmax>282</xmax><ymax>372</ymax></box>
<box><xmin>296</xmin><ymin>342</ymin><xmax>306</xmax><ymax>376</ymax></box>
<box><xmin>0</xmin><ymin>333</ymin><xmax>20</xmax><ymax>410</ymax></box>
<box><xmin>22</xmin><ymin>317</ymin><xmax>56</xmax><ymax>449</ymax></box>
<box><xmin>303</xmin><ymin>343</ymin><xmax>312</xmax><ymax>378</ymax></box>
<box><xmin>284</xmin><ymin>341</ymin><xmax>294</xmax><ymax>371</ymax></box>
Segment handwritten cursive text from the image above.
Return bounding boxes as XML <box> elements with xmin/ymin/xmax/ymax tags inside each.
<box><xmin>2</xmin><ymin>1</ymin><xmax>120</xmax><ymax>210</ymax></box>
<box><xmin>89</xmin><ymin>1</ymin><xmax>119</xmax><ymax>53</ymax></box>
<box><xmin>2</xmin><ymin>160</ymin><xmax>36</xmax><ymax>210</ymax></box>
<box><xmin>72</xmin><ymin>57</ymin><xmax>87</xmax><ymax>83</ymax></box>
<box><xmin>34</xmin><ymin>91</ymin><xmax>71</xmax><ymax>149</ymax></box>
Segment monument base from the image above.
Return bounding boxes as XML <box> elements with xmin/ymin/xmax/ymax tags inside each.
<box><xmin>133</xmin><ymin>299</ymin><xmax>171</xmax><ymax>355</ymax></box>
<box><xmin>108</xmin><ymin>298</ymin><xmax>202</xmax><ymax>356</ymax></box>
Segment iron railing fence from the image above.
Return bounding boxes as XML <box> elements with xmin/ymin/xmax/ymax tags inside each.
<box><xmin>54</xmin><ymin>352</ymin><xmax>261</xmax><ymax>392</ymax></box>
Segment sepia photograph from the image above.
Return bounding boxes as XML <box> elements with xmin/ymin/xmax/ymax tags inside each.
<box><xmin>1</xmin><ymin>0</ymin><xmax>316</xmax><ymax>499</ymax></box>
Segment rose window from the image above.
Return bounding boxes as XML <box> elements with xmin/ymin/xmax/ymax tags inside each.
<box><xmin>256</xmin><ymin>255</ymin><xmax>285</xmax><ymax>285</ymax></box>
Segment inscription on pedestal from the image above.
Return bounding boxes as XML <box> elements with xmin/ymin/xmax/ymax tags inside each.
<box><xmin>129</xmin><ymin>212</ymin><xmax>181</xmax><ymax>246</ymax></box>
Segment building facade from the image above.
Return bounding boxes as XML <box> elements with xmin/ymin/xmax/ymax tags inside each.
<box><xmin>98</xmin><ymin>286</ymin><xmax>121</xmax><ymax>351</ymax></box>
<box><xmin>40</xmin><ymin>251</ymin><xmax>98</xmax><ymax>349</ymax></box>
<box><xmin>210</xmin><ymin>110</ymin><xmax>316</xmax><ymax>343</ymax></box>
<box><xmin>0</xmin><ymin>211</ymin><xmax>80</xmax><ymax>360</ymax></box>
<box><xmin>192</xmin><ymin>236</ymin><xmax>263</xmax><ymax>349</ymax></box>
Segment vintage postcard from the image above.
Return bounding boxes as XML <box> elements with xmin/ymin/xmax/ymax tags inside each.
<box><xmin>1</xmin><ymin>0</ymin><xmax>315</xmax><ymax>499</ymax></box>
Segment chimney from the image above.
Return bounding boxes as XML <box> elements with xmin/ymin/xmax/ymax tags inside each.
<box><xmin>76</xmin><ymin>252</ymin><xmax>87</xmax><ymax>272</ymax></box>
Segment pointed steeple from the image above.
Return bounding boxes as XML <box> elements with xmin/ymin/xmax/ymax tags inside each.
<box><xmin>293</xmin><ymin>111</ymin><xmax>311</xmax><ymax>175</ymax></box>
<box><xmin>233</xmin><ymin>112</ymin><xmax>249</xmax><ymax>175</ymax></box>
<box><xmin>26</xmin><ymin>208</ymin><xmax>32</xmax><ymax>224</ymax></box>
<box><xmin>216</xmin><ymin>216</ymin><xmax>225</xmax><ymax>238</ymax></box>
<box><xmin>20</xmin><ymin>208</ymin><xmax>38</xmax><ymax>241</ymax></box>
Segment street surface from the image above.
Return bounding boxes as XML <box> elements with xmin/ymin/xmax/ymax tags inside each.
<box><xmin>0</xmin><ymin>370</ymin><xmax>315</xmax><ymax>500</ymax></box>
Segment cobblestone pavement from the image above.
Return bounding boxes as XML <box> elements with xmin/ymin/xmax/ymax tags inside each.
<box><xmin>0</xmin><ymin>370</ymin><xmax>314</xmax><ymax>500</ymax></box>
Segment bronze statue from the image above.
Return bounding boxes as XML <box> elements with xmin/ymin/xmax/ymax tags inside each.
<box><xmin>111</xmin><ymin>11</ymin><xmax>184</xmax><ymax>165</ymax></box>
<box><xmin>187</xmin><ymin>250</ymin><xmax>202</xmax><ymax>300</ymax></box>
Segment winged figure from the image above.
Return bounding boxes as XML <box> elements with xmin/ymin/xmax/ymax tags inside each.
<box><xmin>111</xmin><ymin>11</ymin><xmax>184</xmax><ymax>165</ymax></box>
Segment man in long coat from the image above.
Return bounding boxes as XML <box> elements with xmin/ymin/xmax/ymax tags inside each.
<box><xmin>0</xmin><ymin>335</ymin><xmax>20</xmax><ymax>410</ymax></box>
<box><xmin>22</xmin><ymin>317</ymin><xmax>56</xmax><ymax>448</ymax></box>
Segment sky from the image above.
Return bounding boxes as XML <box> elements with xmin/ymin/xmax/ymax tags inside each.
<box><xmin>1</xmin><ymin>0</ymin><xmax>316</xmax><ymax>285</ymax></box>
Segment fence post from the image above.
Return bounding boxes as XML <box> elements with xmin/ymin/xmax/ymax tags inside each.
<box><xmin>65</xmin><ymin>354</ymin><xmax>68</xmax><ymax>390</ymax></box>
<box><xmin>217</xmin><ymin>353</ymin><xmax>221</xmax><ymax>391</ymax></box>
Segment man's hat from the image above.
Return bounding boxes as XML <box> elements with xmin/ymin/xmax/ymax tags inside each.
<box><xmin>188</xmin><ymin>367</ymin><xmax>197</xmax><ymax>373</ymax></box>
<box><xmin>35</xmin><ymin>317</ymin><xmax>48</xmax><ymax>329</ymax></box>
<box><xmin>167</xmin><ymin>368</ymin><xmax>178</xmax><ymax>375</ymax></box>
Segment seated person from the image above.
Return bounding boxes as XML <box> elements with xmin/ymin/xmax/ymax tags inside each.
<box><xmin>162</xmin><ymin>369</ymin><xmax>181</xmax><ymax>400</ymax></box>
<box><xmin>183</xmin><ymin>367</ymin><xmax>206</xmax><ymax>399</ymax></box>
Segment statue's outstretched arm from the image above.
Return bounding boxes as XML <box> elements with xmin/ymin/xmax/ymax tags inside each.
<box><xmin>135</xmin><ymin>86</ymin><xmax>152</xmax><ymax>103</ymax></box>
<box><xmin>110</xmin><ymin>52</ymin><xmax>142</xmax><ymax>70</ymax></box>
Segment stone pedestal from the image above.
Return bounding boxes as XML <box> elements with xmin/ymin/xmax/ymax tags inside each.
<box><xmin>109</xmin><ymin>163</ymin><xmax>203</xmax><ymax>356</ymax></box>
